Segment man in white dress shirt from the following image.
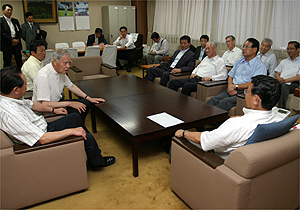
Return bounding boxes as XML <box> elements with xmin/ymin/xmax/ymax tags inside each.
<box><xmin>146</xmin><ymin>32</ymin><xmax>169</xmax><ymax>64</ymax></box>
<box><xmin>175</xmin><ymin>75</ymin><xmax>283</xmax><ymax>159</ymax></box>
<box><xmin>168</xmin><ymin>42</ymin><xmax>227</xmax><ymax>96</ymax></box>
<box><xmin>275</xmin><ymin>41</ymin><xmax>300</xmax><ymax>108</ymax></box>
<box><xmin>113</xmin><ymin>26</ymin><xmax>136</xmax><ymax>72</ymax></box>
<box><xmin>221</xmin><ymin>35</ymin><xmax>243</xmax><ymax>71</ymax></box>
<box><xmin>257</xmin><ymin>38</ymin><xmax>277</xmax><ymax>77</ymax></box>
<box><xmin>21</xmin><ymin>39</ymin><xmax>46</xmax><ymax>91</ymax></box>
<box><xmin>33</xmin><ymin>49</ymin><xmax>105</xmax><ymax>122</ymax></box>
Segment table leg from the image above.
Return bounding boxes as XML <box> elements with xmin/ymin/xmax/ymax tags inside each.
<box><xmin>142</xmin><ymin>68</ymin><xmax>145</xmax><ymax>78</ymax></box>
<box><xmin>132</xmin><ymin>139</ymin><xmax>139</xmax><ymax>177</ymax></box>
<box><xmin>91</xmin><ymin>105</ymin><xmax>97</xmax><ymax>133</ymax></box>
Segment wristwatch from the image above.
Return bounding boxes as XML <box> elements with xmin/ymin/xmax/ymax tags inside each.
<box><xmin>236</xmin><ymin>84</ymin><xmax>238</xmax><ymax>89</ymax></box>
<box><xmin>182</xmin><ymin>130</ymin><xmax>188</xmax><ymax>139</ymax></box>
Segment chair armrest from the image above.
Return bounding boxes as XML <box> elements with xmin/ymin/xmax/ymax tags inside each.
<box><xmin>101</xmin><ymin>63</ymin><xmax>117</xmax><ymax>76</ymax></box>
<box><xmin>172</xmin><ymin>136</ymin><xmax>224</xmax><ymax>169</ymax></box>
<box><xmin>198</xmin><ymin>80</ymin><xmax>227</xmax><ymax>87</ymax></box>
<box><xmin>294</xmin><ymin>87</ymin><xmax>300</xmax><ymax>97</ymax></box>
<box><xmin>170</xmin><ymin>71</ymin><xmax>191</xmax><ymax>77</ymax></box>
<box><xmin>13</xmin><ymin>136</ymin><xmax>84</xmax><ymax>155</ymax></box>
<box><xmin>68</xmin><ymin>66</ymin><xmax>83</xmax><ymax>81</ymax></box>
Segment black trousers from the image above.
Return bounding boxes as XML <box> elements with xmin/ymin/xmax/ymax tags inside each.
<box><xmin>168</xmin><ymin>77</ymin><xmax>202</xmax><ymax>96</ymax></box>
<box><xmin>116</xmin><ymin>49</ymin><xmax>135</xmax><ymax>68</ymax></box>
<box><xmin>47</xmin><ymin>112</ymin><xmax>104</xmax><ymax>167</ymax></box>
<box><xmin>144</xmin><ymin>67</ymin><xmax>171</xmax><ymax>87</ymax></box>
<box><xmin>60</xmin><ymin>98</ymin><xmax>91</xmax><ymax>122</ymax></box>
<box><xmin>3</xmin><ymin>48</ymin><xmax>22</xmax><ymax>70</ymax></box>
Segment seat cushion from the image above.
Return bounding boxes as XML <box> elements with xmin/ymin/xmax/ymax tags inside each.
<box><xmin>245</xmin><ymin>115</ymin><xmax>299</xmax><ymax>145</ymax></box>
<box><xmin>83</xmin><ymin>74</ymin><xmax>110</xmax><ymax>80</ymax></box>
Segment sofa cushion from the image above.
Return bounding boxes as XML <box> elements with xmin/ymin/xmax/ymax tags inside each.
<box><xmin>245</xmin><ymin>115</ymin><xmax>299</xmax><ymax>145</ymax></box>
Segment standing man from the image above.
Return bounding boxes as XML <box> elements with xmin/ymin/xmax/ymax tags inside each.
<box><xmin>146</xmin><ymin>32</ymin><xmax>169</xmax><ymax>64</ymax></box>
<box><xmin>21</xmin><ymin>12</ymin><xmax>41</xmax><ymax>50</ymax></box>
<box><xmin>144</xmin><ymin>35</ymin><xmax>196</xmax><ymax>87</ymax></box>
<box><xmin>33</xmin><ymin>49</ymin><xmax>105</xmax><ymax>122</ymax></box>
<box><xmin>207</xmin><ymin>38</ymin><xmax>267</xmax><ymax>111</ymax></box>
<box><xmin>0</xmin><ymin>4</ymin><xmax>22</xmax><ymax>69</ymax></box>
<box><xmin>113</xmin><ymin>26</ymin><xmax>136</xmax><ymax>72</ymax></box>
<box><xmin>21</xmin><ymin>40</ymin><xmax>46</xmax><ymax>91</ymax></box>
<box><xmin>87</xmin><ymin>28</ymin><xmax>107</xmax><ymax>46</ymax></box>
<box><xmin>168</xmin><ymin>42</ymin><xmax>227</xmax><ymax>96</ymax></box>
<box><xmin>257</xmin><ymin>38</ymin><xmax>277</xmax><ymax>77</ymax></box>
<box><xmin>275</xmin><ymin>41</ymin><xmax>300</xmax><ymax>109</ymax></box>
<box><xmin>195</xmin><ymin>35</ymin><xmax>209</xmax><ymax>62</ymax></box>
<box><xmin>0</xmin><ymin>66</ymin><xmax>115</xmax><ymax>168</ymax></box>
<box><xmin>221</xmin><ymin>35</ymin><xmax>243</xmax><ymax>71</ymax></box>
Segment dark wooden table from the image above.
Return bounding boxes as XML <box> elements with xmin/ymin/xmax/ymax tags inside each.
<box><xmin>74</xmin><ymin>75</ymin><xmax>228</xmax><ymax>177</ymax></box>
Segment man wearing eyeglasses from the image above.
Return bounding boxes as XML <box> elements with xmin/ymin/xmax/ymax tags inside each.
<box><xmin>207</xmin><ymin>38</ymin><xmax>267</xmax><ymax>111</ymax></box>
<box><xmin>175</xmin><ymin>75</ymin><xmax>283</xmax><ymax>159</ymax></box>
<box><xmin>32</xmin><ymin>49</ymin><xmax>105</xmax><ymax>122</ymax></box>
<box><xmin>275</xmin><ymin>41</ymin><xmax>300</xmax><ymax>109</ymax></box>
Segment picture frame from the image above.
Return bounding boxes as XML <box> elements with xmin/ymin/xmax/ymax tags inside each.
<box><xmin>23</xmin><ymin>0</ymin><xmax>57</xmax><ymax>23</ymax></box>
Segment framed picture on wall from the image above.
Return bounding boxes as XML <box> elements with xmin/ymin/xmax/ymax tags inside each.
<box><xmin>23</xmin><ymin>0</ymin><xmax>57</xmax><ymax>23</ymax></box>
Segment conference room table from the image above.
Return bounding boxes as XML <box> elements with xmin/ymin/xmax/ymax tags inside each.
<box><xmin>74</xmin><ymin>75</ymin><xmax>228</xmax><ymax>177</ymax></box>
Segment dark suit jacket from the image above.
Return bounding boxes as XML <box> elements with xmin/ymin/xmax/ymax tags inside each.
<box><xmin>87</xmin><ymin>34</ymin><xmax>107</xmax><ymax>46</ymax></box>
<box><xmin>160</xmin><ymin>49</ymin><xmax>196</xmax><ymax>73</ymax></box>
<box><xmin>0</xmin><ymin>16</ymin><xmax>22</xmax><ymax>52</ymax></box>
<box><xmin>21</xmin><ymin>21</ymin><xmax>41</xmax><ymax>50</ymax></box>
<box><xmin>195</xmin><ymin>46</ymin><xmax>207</xmax><ymax>61</ymax></box>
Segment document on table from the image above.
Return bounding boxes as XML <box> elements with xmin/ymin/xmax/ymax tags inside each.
<box><xmin>147</xmin><ymin>112</ymin><xmax>184</xmax><ymax>128</ymax></box>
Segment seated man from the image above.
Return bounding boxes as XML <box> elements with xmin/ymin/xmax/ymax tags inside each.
<box><xmin>168</xmin><ymin>42</ymin><xmax>227</xmax><ymax>96</ymax></box>
<box><xmin>21</xmin><ymin>39</ymin><xmax>46</xmax><ymax>91</ymax></box>
<box><xmin>175</xmin><ymin>75</ymin><xmax>283</xmax><ymax>159</ymax></box>
<box><xmin>257</xmin><ymin>38</ymin><xmax>277</xmax><ymax>77</ymax></box>
<box><xmin>113</xmin><ymin>26</ymin><xmax>136</xmax><ymax>72</ymax></box>
<box><xmin>207</xmin><ymin>38</ymin><xmax>267</xmax><ymax>111</ymax></box>
<box><xmin>275</xmin><ymin>41</ymin><xmax>300</xmax><ymax>109</ymax></box>
<box><xmin>146</xmin><ymin>32</ymin><xmax>169</xmax><ymax>64</ymax></box>
<box><xmin>0</xmin><ymin>66</ymin><xmax>115</xmax><ymax>167</ymax></box>
<box><xmin>144</xmin><ymin>35</ymin><xmax>196</xmax><ymax>87</ymax></box>
<box><xmin>195</xmin><ymin>35</ymin><xmax>209</xmax><ymax>62</ymax></box>
<box><xmin>33</xmin><ymin>49</ymin><xmax>105</xmax><ymax>122</ymax></box>
<box><xmin>221</xmin><ymin>35</ymin><xmax>243</xmax><ymax>70</ymax></box>
<box><xmin>87</xmin><ymin>27</ymin><xmax>107</xmax><ymax>46</ymax></box>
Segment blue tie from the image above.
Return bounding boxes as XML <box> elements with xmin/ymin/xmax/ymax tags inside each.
<box><xmin>31</xmin><ymin>23</ymin><xmax>36</xmax><ymax>39</ymax></box>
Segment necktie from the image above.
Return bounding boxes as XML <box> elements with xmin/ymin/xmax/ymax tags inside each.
<box><xmin>31</xmin><ymin>23</ymin><xmax>36</xmax><ymax>39</ymax></box>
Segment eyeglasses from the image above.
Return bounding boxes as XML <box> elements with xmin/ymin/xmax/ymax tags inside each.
<box><xmin>287</xmin><ymin>47</ymin><xmax>296</xmax><ymax>51</ymax></box>
<box><xmin>244</xmin><ymin>89</ymin><xmax>251</xmax><ymax>94</ymax></box>
<box><xmin>62</xmin><ymin>61</ymin><xmax>72</xmax><ymax>65</ymax></box>
<box><xmin>242</xmin><ymin>45</ymin><xmax>253</xmax><ymax>49</ymax></box>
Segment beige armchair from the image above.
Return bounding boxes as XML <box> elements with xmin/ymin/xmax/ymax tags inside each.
<box><xmin>171</xmin><ymin>129</ymin><xmax>299</xmax><ymax>209</ymax></box>
<box><xmin>68</xmin><ymin>55</ymin><xmax>116</xmax><ymax>82</ymax></box>
<box><xmin>0</xmin><ymin>128</ymin><xmax>88</xmax><ymax>209</ymax></box>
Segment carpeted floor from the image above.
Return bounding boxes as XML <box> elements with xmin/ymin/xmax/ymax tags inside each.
<box><xmin>29</xmin><ymin>66</ymin><xmax>190</xmax><ymax>209</ymax></box>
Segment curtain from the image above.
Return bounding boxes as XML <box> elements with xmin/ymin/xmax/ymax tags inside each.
<box><xmin>147</xmin><ymin>0</ymin><xmax>156</xmax><ymax>46</ymax></box>
<box><xmin>152</xmin><ymin>0</ymin><xmax>300</xmax><ymax>49</ymax></box>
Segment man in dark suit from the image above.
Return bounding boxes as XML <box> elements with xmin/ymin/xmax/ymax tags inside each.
<box><xmin>21</xmin><ymin>12</ymin><xmax>41</xmax><ymax>50</ymax></box>
<box><xmin>195</xmin><ymin>34</ymin><xmax>209</xmax><ymax>61</ymax></box>
<box><xmin>144</xmin><ymin>35</ymin><xmax>196</xmax><ymax>87</ymax></box>
<box><xmin>0</xmin><ymin>4</ymin><xmax>22</xmax><ymax>70</ymax></box>
<box><xmin>87</xmin><ymin>28</ymin><xmax>107</xmax><ymax>46</ymax></box>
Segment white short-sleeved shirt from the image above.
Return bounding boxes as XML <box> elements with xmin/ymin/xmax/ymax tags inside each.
<box><xmin>222</xmin><ymin>46</ymin><xmax>243</xmax><ymax>67</ymax></box>
<box><xmin>32</xmin><ymin>63</ymin><xmax>73</xmax><ymax>102</ymax></box>
<box><xmin>0</xmin><ymin>95</ymin><xmax>47</xmax><ymax>146</ymax></box>
<box><xmin>191</xmin><ymin>55</ymin><xmax>228</xmax><ymax>81</ymax></box>
<box><xmin>200</xmin><ymin>108</ymin><xmax>284</xmax><ymax>159</ymax></box>
<box><xmin>274</xmin><ymin>56</ymin><xmax>300</xmax><ymax>85</ymax></box>
<box><xmin>21</xmin><ymin>55</ymin><xmax>43</xmax><ymax>91</ymax></box>
<box><xmin>113</xmin><ymin>34</ymin><xmax>136</xmax><ymax>50</ymax></box>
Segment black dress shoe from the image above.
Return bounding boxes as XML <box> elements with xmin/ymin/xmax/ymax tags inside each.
<box><xmin>100</xmin><ymin>156</ymin><xmax>115</xmax><ymax>167</ymax></box>
<box><xmin>127</xmin><ymin>67</ymin><xmax>131</xmax><ymax>72</ymax></box>
<box><xmin>116</xmin><ymin>66</ymin><xmax>123</xmax><ymax>71</ymax></box>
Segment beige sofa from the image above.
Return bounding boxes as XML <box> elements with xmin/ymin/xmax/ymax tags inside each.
<box><xmin>0</xmin><ymin>129</ymin><xmax>88</xmax><ymax>209</ymax></box>
<box><xmin>171</xmin><ymin>129</ymin><xmax>299</xmax><ymax>209</ymax></box>
<box><xmin>68</xmin><ymin>55</ymin><xmax>116</xmax><ymax>82</ymax></box>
